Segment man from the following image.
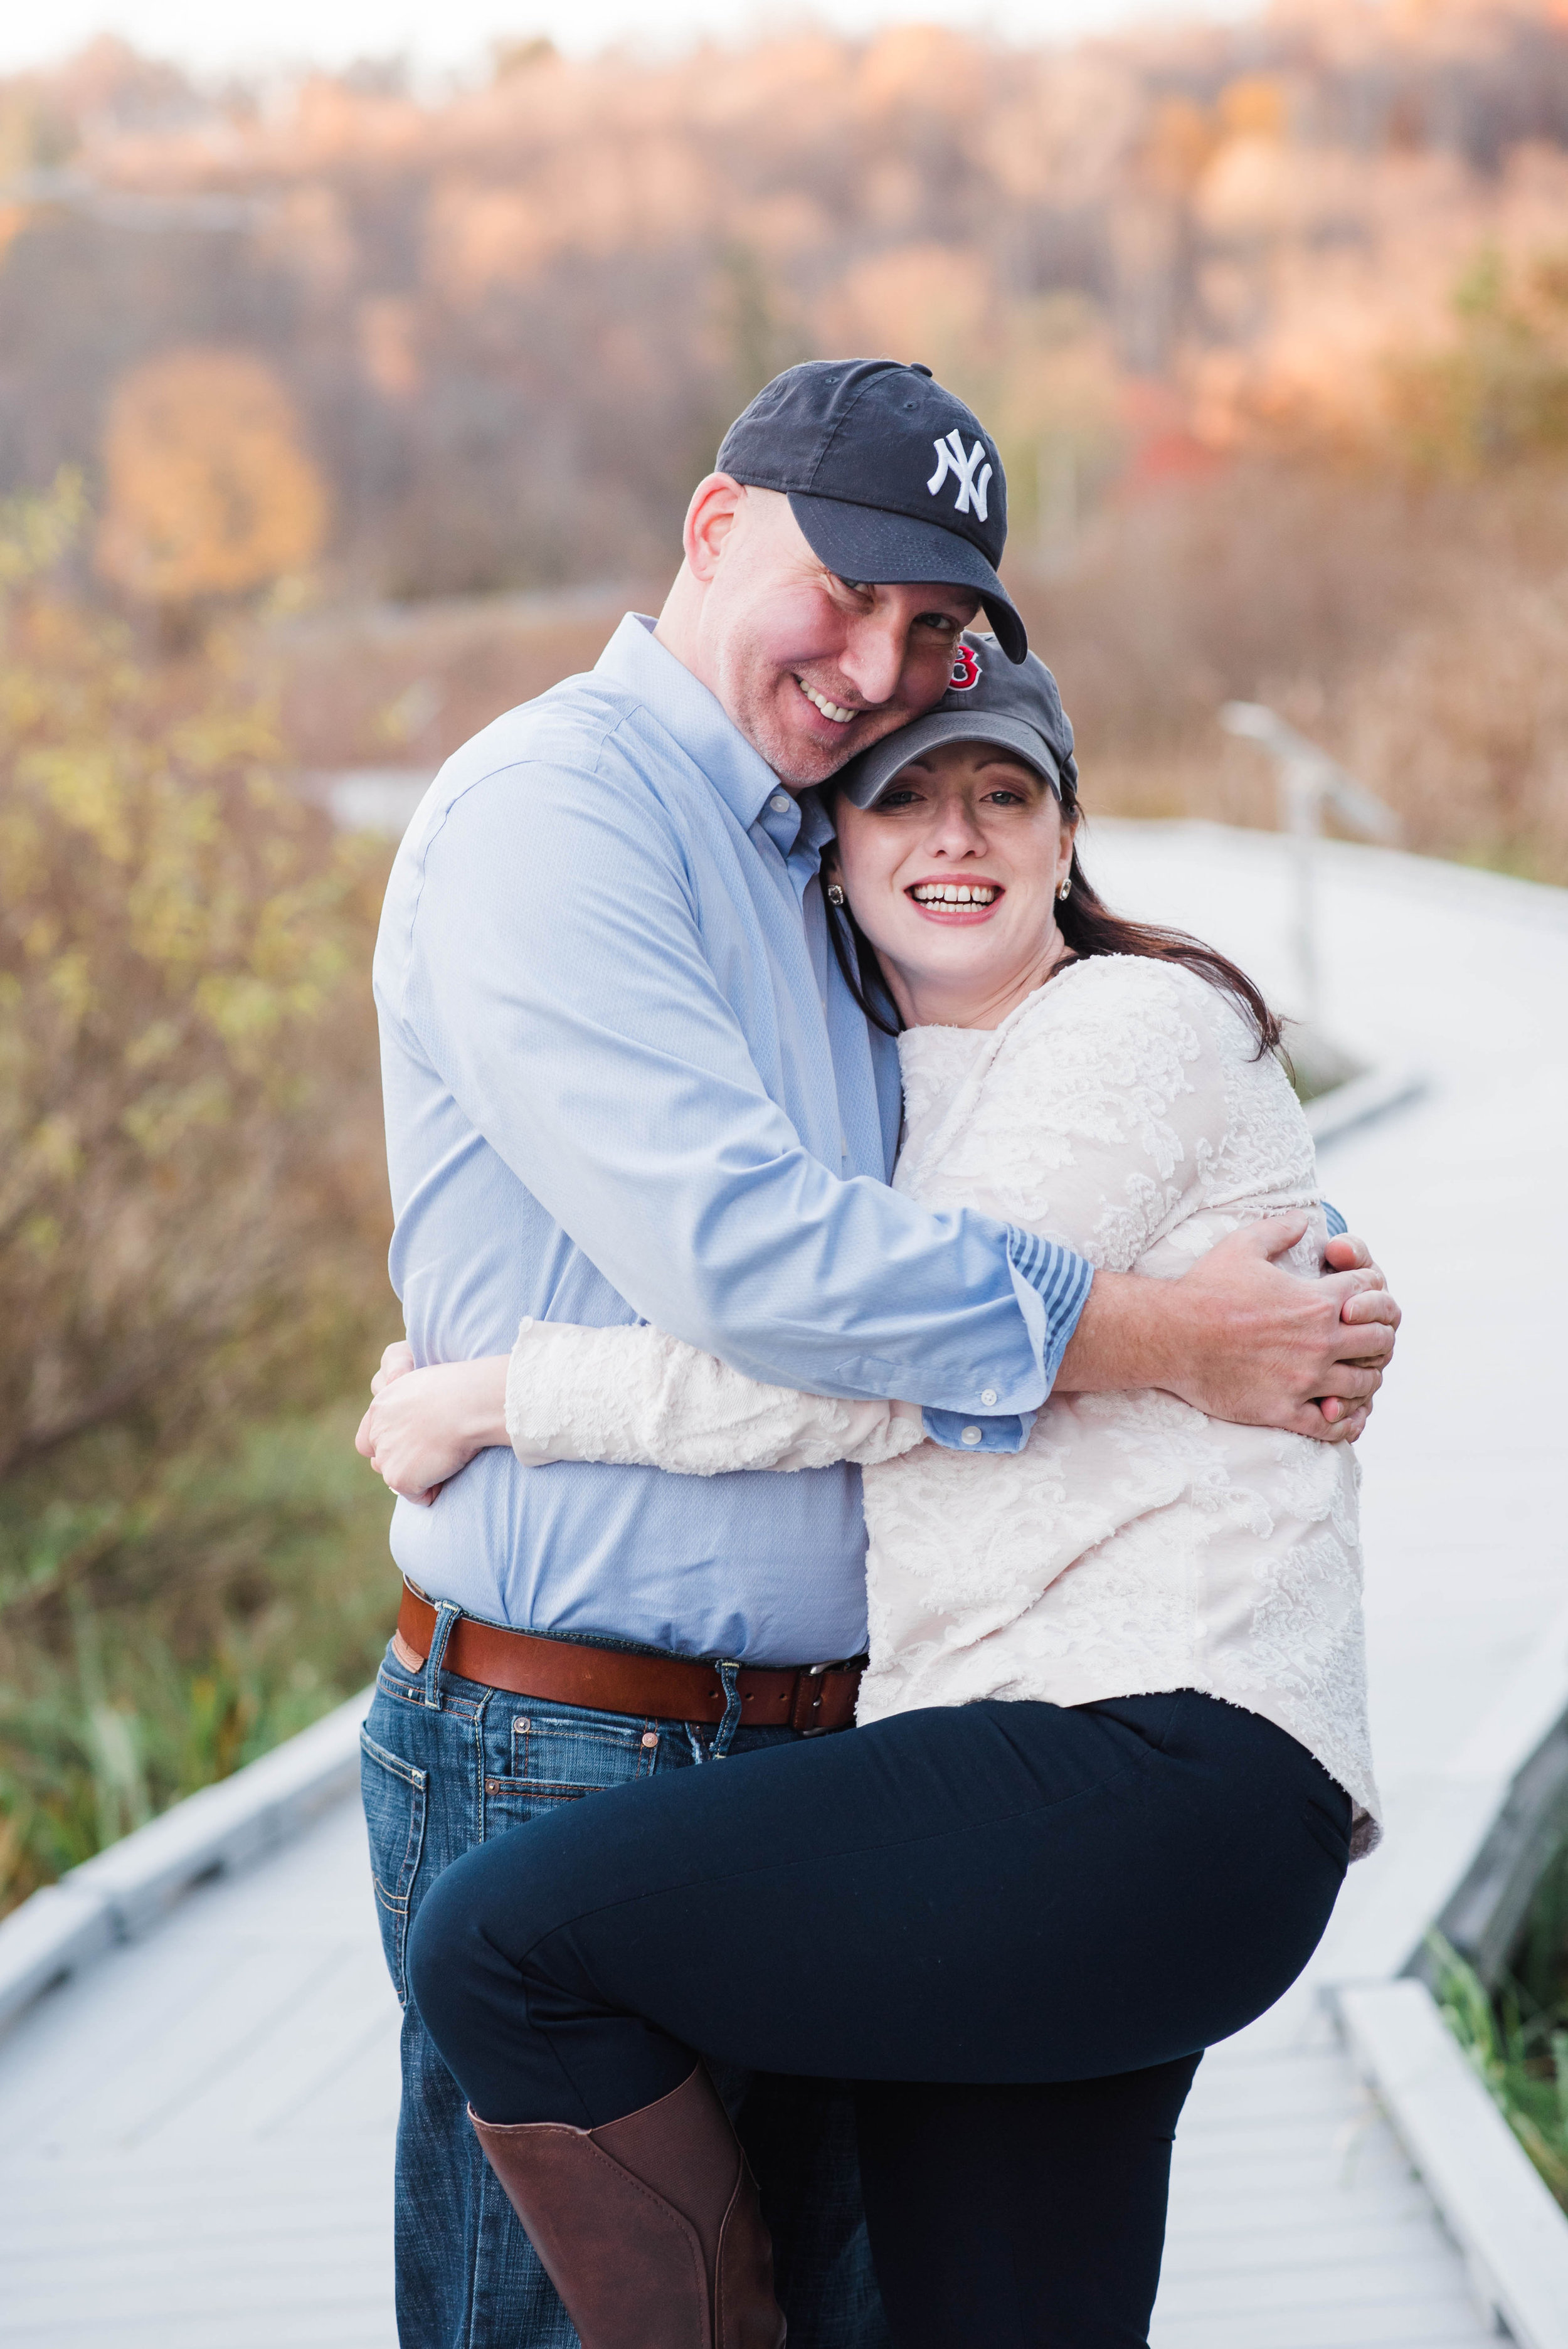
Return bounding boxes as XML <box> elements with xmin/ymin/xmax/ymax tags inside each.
<box><xmin>365</xmin><ymin>359</ymin><xmax>1397</xmax><ymax>2346</ymax></box>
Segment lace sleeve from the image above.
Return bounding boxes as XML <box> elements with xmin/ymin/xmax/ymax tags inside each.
<box><xmin>505</xmin><ymin>1318</ymin><xmax>925</xmax><ymax>1476</ymax></box>
<box><xmin>927</xmin><ymin>959</ymin><xmax>1269</xmax><ymax>1270</ymax></box>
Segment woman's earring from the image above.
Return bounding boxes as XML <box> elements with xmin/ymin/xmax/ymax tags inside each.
<box><xmin>827</xmin><ymin>883</ymin><xmax>846</xmax><ymax>908</ymax></box>
<box><xmin>1057</xmin><ymin>877</ymin><xmax>1072</xmax><ymax>903</ymax></box>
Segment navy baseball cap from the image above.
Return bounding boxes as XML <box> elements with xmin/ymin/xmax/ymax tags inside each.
<box><xmin>836</xmin><ymin>630</ymin><xmax>1078</xmax><ymax>807</ymax></box>
<box><xmin>717</xmin><ymin>359</ymin><xmax>1027</xmax><ymax>662</ymax></box>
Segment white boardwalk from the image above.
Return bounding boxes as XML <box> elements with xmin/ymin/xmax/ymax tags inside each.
<box><xmin>1109</xmin><ymin>824</ymin><xmax>1568</xmax><ymax>2349</ymax></box>
<box><xmin>1157</xmin><ymin>2037</ymin><xmax>1492</xmax><ymax>2348</ymax></box>
<box><xmin>0</xmin><ymin>1795</ymin><xmax>398</xmax><ymax>2348</ymax></box>
<box><xmin>3</xmin><ymin>823</ymin><xmax>1565</xmax><ymax>2347</ymax></box>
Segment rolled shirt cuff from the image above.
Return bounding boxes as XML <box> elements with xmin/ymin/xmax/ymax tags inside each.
<box><xmin>922</xmin><ymin>1405</ymin><xmax>1035</xmax><ymax>1455</ymax></box>
<box><xmin>921</xmin><ymin>1228</ymin><xmax>1093</xmax><ymax>1456</ymax></box>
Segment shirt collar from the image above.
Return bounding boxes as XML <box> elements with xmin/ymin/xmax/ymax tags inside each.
<box><xmin>796</xmin><ymin>788</ymin><xmax>837</xmax><ymax>859</ymax></box>
<box><xmin>596</xmin><ymin>614</ymin><xmax>783</xmax><ymax>834</ymax></box>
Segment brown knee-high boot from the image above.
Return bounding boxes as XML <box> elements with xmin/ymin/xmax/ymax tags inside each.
<box><xmin>470</xmin><ymin>2064</ymin><xmax>786</xmax><ymax>2348</ymax></box>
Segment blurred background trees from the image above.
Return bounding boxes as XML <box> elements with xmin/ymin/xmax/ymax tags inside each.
<box><xmin>1</xmin><ymin>7</ymin><xmax>1564</xmax><ymax>869</ymax></box>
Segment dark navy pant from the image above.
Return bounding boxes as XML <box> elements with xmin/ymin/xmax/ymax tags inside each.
<box><xmin>409</xmin><ymin>1690</ymin><xmax>1352</xmax><ymax>2346</ymax></box>
<box><xmin>362</xmin><ymin>1618</ymin><xmax>887</xmax><ymax>2348</ymax></box>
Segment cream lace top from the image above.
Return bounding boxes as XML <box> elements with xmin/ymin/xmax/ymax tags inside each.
<box><xmin>507</xmin><ymin>955</ymin><xmax>1380</xmax><ymax>1855</ymax></box>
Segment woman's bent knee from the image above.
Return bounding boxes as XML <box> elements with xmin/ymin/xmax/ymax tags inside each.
<box><xmin>405</xmin><ymin>1849</ymin><xmax>496</xmax><ymax>2057</ymax></box>
<box><xmin>405</xmin><ymin>1828</ymin><xmax>601</xmax><ymax>2094</ymax></box>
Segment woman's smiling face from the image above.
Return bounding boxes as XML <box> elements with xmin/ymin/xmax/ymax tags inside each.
<box><xmin>833</xmin><ymin>739</ymin><xmax>1077</xmax><ymax>1031</ymax></box>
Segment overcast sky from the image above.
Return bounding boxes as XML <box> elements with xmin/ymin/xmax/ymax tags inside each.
<box><xmin>2</xmin><ymin>1</ymin><xmax>1258</xmax><ymax>83</ymax></box>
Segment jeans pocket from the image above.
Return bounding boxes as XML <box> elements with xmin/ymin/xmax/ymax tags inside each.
<box><xmin>361</xmin><ymin>1724</ymin><xmax>428</xmax><ymax>2005</ymax></box>
<box><xmin>484</xmin><ymin>1705</ymin><xmax>657</xmax><ymax>1833</ymax></box>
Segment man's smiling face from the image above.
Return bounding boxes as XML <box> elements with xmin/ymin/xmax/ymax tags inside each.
<box><xmin>678</xmin><ymin>485</ymin><xmax>981</xmax><ymax>788</ymax></box>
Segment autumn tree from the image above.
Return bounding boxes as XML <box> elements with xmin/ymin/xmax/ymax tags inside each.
<box><xmin>1</xmin><ymin>472</ymin><xmax>386</xmax><ymax>1483</ymax></box>
<box><xmin>95</xmin><ymin>347</ymin><xmax>328</xmax><ymax>622</ymax></box>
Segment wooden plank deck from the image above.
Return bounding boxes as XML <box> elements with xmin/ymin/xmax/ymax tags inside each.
<box><xmin>0</xmin><ymin>1796</ymin><xmax>398</xmax><ymax>2348</ymax></box>
<box><xmin>4</xmin><ymin>822</ymin><xmax>1564</xmax><ymax>2346</ymax></box>
<box><xmin>1153</xmin><ymin>2021</ymin><xmax>1493</xmax><ymax>2346</ymax></box>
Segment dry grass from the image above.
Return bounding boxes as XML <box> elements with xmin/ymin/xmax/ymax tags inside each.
<box><xmin>0</xmin><ymin>1406</ymin><xmax>397</xmax><ymax>1913</ymax></box>
<box><xmin>262</xmin><ymin>586</ymin><xmax>663</xmax><ymax>774</ymax></box>
<box><xmin>1014</xmin><ymin>459</ymin><xmax>1568</xmax><ymax>882</ymax></box>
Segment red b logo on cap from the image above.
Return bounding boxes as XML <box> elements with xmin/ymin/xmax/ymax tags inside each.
<box><xmin>948</xmin><ymin>644</ymin><xmax>981</xmax><ymax>692</ymax></box>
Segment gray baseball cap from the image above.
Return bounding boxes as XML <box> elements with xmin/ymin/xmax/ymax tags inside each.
<box><xmin>836</xmin><ymin>630</ymin><xmax>1078</xmax><ymax>808</ymax></box>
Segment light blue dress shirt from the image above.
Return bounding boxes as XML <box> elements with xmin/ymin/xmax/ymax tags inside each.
<box><xmin>373</xmin><ymin>615</ymin><xmax>1092</xmax><ymax>1664</ymax></box>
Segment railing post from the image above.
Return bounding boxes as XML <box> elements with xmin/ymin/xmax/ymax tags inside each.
<box><xmin>1221</xmin><ymin>702</ymin><xmax>1401</xmax><ymax>1026</ymax></box>
<box><xmin>1282</xmin><ymin>756</ymin><xmax>1324</xmax><ymax>1024</ymax></box>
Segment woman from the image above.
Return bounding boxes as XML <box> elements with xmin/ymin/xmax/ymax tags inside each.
<box><xmin>358</xmin><ymin>636</ymin><xmax>1379</xmax><ymax>2349</ymax></box>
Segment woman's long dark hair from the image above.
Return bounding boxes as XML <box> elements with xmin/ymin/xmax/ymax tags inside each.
<box><xmin>825</xmin><ymin>783</ymin><xmax>1283</xmax><ymax>1059</ymax></box>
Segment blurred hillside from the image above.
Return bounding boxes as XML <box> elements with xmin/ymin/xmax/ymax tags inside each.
<box><xmin>3</xmin><ymin>1</ymin><xmax>1567</xmax><ymax>872</ymax></box>
<box><xmin>5</xmin><ymin>3</ymin><xmax>1568</xmax><ymax>578</ymax></box>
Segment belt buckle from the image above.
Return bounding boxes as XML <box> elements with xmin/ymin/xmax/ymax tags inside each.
<box><xmin>795</xmin><ymin>1658</ymin><xmax>850</xmax><ymax>1736</ymax></box>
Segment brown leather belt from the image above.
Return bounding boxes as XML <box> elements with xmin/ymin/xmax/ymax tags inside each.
<box><xmin>395</xmin><ymin>1584</ymin><xmax>864</xmax><ymax>1736</ymax></box>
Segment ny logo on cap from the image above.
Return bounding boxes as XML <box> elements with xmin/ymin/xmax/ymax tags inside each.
<box><xmin>926</xmin><ymin>430</ymin><xmax>993</xmax><ymax>522</ymax></box>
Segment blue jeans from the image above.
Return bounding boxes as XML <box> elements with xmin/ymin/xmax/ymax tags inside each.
<box><xmin>361</xmin><ymin>1611</ymin><xmax>889</xmax><ymax>2348</ymax></box>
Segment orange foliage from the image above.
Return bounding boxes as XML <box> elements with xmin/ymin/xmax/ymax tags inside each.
<box><xmin>4</xmin><ymin>0</ymin><xmax>1568</xmax><ymax>598</ymax></box>
<box><xmin>1217</xmin><ymin>75</ymin><xmax>1290</xmax><ymax>142</ymax></box>
<box><xmin>96</xmin><ymin>350</ymin><xmax>328</xmax><ymax>606</ymax></box>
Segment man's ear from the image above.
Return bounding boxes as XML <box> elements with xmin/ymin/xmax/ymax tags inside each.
<box><xmin>683</xmin><ymin>474</ymin><xmax>746</xmax><ymax>583</ymax></box>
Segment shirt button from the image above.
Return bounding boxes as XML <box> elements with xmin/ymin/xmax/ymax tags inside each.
<box><xmin>960</xmin><ymin>1425</ymin><xmax>983</xmax><ymax>1446</ymax></box>
<box><xmin>770</xmin><ymin>792</ymin><xmax>792</xmax><ymax>813</ymax></box>
<box><xmin>980</xmin><ymin>1388</ymin><xmax>998</xmax><ymax>1407</ymax></box>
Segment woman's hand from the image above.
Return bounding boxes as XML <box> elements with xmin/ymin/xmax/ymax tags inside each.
<box><xmin>1318</xmin><ymin>1230</ymin><xmax>1401</xmax><ymax>1434</ymax></box>
<box><xmin>356</xmin><ymin>1355</ymin><xmax>511</xmax><ymax>1505</ymax></box>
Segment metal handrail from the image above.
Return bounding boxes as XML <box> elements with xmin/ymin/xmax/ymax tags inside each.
<box><xmin>1220</xmin><ymin>701</ymin><xmax>1402</xmax><ymax>1022</ymax></box>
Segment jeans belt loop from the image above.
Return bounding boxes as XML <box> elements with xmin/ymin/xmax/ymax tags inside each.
<box><xmin>710</xmin><ymin>1660</ymin><xmax>744</xmax><ymax>1761</ymax></box>
<box><xmin>423</xmin><ymin>1600</ymin><xmax>462</xmax><ymax>1711</ymax></box>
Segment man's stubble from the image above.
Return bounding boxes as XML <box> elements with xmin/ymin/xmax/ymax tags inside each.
<box><xmin>721</xmin><ymin>654</ymin><xmax>916</xmax><ymax>792</ymax></box>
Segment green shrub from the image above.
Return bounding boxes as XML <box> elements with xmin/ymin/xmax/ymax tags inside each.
<box><xmin>1431</xmin><ymin>1893</ymin><xmax>1568</xmax><ymax>2211</ymax></box>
